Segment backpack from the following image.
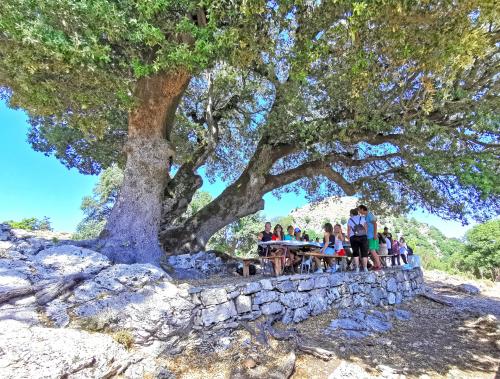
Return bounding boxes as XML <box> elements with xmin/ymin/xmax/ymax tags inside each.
<box><xmin>350</xmin><ymin>217</ymin><xmax>366</xmax><ymax>237</ymax></box>
<box><xmin>407</xmin><ymin>246</ymin><xmax>414</xmax><ymax>255</ymax></box>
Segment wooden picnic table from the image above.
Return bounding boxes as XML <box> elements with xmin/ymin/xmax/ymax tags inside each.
<box><xmin>296</xmin><ymin>251</ymin><xmax>350</xmax><ymax>273</ymax></box>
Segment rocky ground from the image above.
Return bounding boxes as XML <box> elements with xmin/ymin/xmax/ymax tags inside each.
<box><xmin>1</xmin><ymin>223</ymin><xmax>498</xmax><ymax>379</ymax></box>
<box><xmin>167</xmin><ymin>276</ymin><xmax>500</xmax><ymax>379</ymax></box>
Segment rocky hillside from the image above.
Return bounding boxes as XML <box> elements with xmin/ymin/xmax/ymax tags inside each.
<box><xmin>289</xmin><ymin>196</ymin><xmax>358</xmax><ymax>232</ymax></box>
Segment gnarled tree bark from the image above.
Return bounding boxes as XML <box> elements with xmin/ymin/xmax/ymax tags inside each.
<box><xmin>99</xmin><ymin>70</ymin><xmax>190</xmax><ymax>265</ymax></box>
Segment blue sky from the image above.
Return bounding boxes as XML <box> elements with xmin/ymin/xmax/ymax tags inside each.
<box><xmin>0</xmin><ymin>100</ymin><xmax>474</xmax><ymax>238</ymax></box>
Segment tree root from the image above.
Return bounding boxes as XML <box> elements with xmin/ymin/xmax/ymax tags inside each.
<box><xmin>419</xmin><ymin>292</ymin><xmax>454</xmax><ymax>307</ymax></box>
<box><xmin>240</xmin><ymin>315</ymin><xmax>336</xmax><ymax>361</ymax></box>
<box><xmin>0</xmin><ymin>272</ymin><xmax>97</xmax><ymax>306</ymax></box>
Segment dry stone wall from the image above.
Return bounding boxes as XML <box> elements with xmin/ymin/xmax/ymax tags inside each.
<box><xmin>190</xmin><ymin>268</ymin><xmax>425</xmax><ymax>328</ymax></box>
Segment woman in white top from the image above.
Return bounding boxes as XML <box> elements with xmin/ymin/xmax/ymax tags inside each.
<box><xmin>399</xmin><ymin>237</ymin><xmax>408</xmax><ymax>264</ymax></box>
<box><xmin>378</xmin><ymin>233</ymin><xmax>388</xmax><ymax>255</ymax></box>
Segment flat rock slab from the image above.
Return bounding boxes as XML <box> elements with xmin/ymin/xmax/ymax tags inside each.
<box><xmin>326</xmin><ymin>308</ymin><xmax>414</xmax><ymax>339</ymax></box>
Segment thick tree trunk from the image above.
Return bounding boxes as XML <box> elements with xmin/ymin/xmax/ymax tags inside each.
<box><xmin>99</xmin><ymin>71</ymin><xmax>190</xmax><ymax>265</ymax></box>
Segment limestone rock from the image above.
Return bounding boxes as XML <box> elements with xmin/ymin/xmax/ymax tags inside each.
<box><xmin>254</xmin><ymin>290</ymin><xmax>278</xmax><ymax>305</ymax></box>
<box><xmin>242</xmin><ymin>282</ymin><xmax>261</xmax><ymax>295</ymax></box>
<box><xmin>280</xmin><ymin>292</ymin><xmax>309</xmax><ymax>309</ymax></box>
<box><xmin>235</xmin><ymin>295</ymin><xmax>252</xmax><ymax>313</ymax></box>
<box><xmin>297</xmin><ymin>278</ymin><xmax>315</xmax><ymax>291</ymax></box>
<box><xmin>387</xmin><ymin>292</ymin><xmax>396</xmax><ymax>305</ymax></box>
<box><xmin>261</xmin><ymin>301</ymin><xmax>283</xmax><ymax>315</ymax></box>
<box><xmin>293</xmin><ymin>306</ymin><xmax>310</xmax><ymax>323</ymax></box>
<box><xmin>276</xmin><ymin>280</ymin><xmax>296</xmax><ymax>293</ymax></box>
<box><xmin>386</xmin><ymin>277</ymin><xmax>398</xmax><ymax>292</ymax></box>
<box><xmin>200</xmin><ymin>287</ymin><xmax>228</xmax><ymax>306</ymax></box>
<box><xmin>0</xmin><ymin>319</ymin><xmax>168</xmax><ymax>379</ymax></box>
<box><xmin>32</xmin><ymin>245</ymin><xmax>110</xmax><ymax>280</ymax></box>
<box><xmin>201</xmin><ymin>301</ymin><xmax>237</xmax><ymax>325</ymax></box>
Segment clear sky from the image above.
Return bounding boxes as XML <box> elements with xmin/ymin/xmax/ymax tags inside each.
<box><xmin>0</xmin><ymin>100</ymin><xmax>473</xmax><ymax>238</ymax></box>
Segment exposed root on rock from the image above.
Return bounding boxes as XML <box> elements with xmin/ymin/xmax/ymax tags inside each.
<box><xmin>240</xmin><ymin>314</ymin><xmax>337</xmax><ymax>362</ymax></box>
<box><xmin>0</xmin><ymin>271</ymin><xmax>100</xmax><ymax>306</ymax></box>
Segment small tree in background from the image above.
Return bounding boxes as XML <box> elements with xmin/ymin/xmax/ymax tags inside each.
<box><xmin>457</xmin><ymin>220</ymin><xmax>500</xmax><ymax>280</ymax></box>
<box><xmin>73</xmin><ymin>164</ymin><xmax>123</xmax><ymax>240</ymax></box>
<box><xmin>208</xmin><ymin>213</ymin><xmax>264</xmax><ymax>257</ymax></box>
<box><xmin>5</xmin><ymin>217</ymin><xmax>52</xmax><ymax>231</ymax></box>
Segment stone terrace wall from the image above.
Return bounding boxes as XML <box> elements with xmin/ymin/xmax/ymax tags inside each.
<box><xmin>190</xmin><ymin>268</ymin><xmax>425</xmax><ymax>328</ymax></box>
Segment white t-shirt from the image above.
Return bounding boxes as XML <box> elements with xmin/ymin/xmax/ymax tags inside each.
<box><xmin>348</xmin><ymin>215</ymin><xmax>366</xmax><ymax>237</ymax></box>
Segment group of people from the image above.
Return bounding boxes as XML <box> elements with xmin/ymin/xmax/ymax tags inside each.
<box><xmin>257</xmin><ymin>204</ymin><xmax>414</xmax><ymax>274</ymax></box>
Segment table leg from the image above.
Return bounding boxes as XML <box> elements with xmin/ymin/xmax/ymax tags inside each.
<box><xmin>274</xmin><ymin>257</ymin><xmax>282</xmax><ymax>276</ymax></box>
<box><xmin>243</xmin><ymin>262</ymin><xmax>249</xmax><ymax>277</ymax></box>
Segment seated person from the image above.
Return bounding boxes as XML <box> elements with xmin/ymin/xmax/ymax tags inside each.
<box><xmin>294</xmin><ymin>227</ymin><xmax>302</xmax><ymax>241</ymax></box>
<box><xmin>284</xmin><ymin>225</ymin><xmax>295</xmax><ymax>240</ymax></box>
<box><xmin>313</xmin><ymin>223</ymin><xmax>336</xmax><ymax>273</ymax></box>
<box><xmin>272</xmin><ymin>224</ymin><xmax>283</xmax><ymax>241</ymax></box>
<box><xmin>257</xmin><ymin>222</ymin><xmax>273</xmax><ymax>256</ymax></box>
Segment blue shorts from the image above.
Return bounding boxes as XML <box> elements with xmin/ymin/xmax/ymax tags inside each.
<box><xmin>324</xmin><ymin>247</ymin><xmax>335</xmax><ymax>255</ymax></box>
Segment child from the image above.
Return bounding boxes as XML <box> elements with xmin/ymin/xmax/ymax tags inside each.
<box><xmin>391</xmin><ymin>238</ymin><xmax>400</xmax><ymax>266</ymax></box>
<box><xmin>284</xmin><ymin>225</ymin><xmax>295</xmax><ymax>241</ymax></box>
<box><xmin>331</xmin><ymin>224</ymin><xmax>347</xmax><ymax>272</ymax></box>
<box><xmin>317</xmin><ymin>222</ymin><xmax>336</xmax><ymax>273</ymax></box>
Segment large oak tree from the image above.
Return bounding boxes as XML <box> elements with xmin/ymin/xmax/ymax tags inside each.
<box><xmin>2</xmin><ymin>1</ymin><xmax>498</xmax><ymax>261</ymax></box>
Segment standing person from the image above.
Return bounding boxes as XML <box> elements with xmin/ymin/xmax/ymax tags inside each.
<box><xmin>383</xmin><ymin>227</ymin><xmax>393</xmax><ymax>255</ymax></box>
<box><xmin>347</xmin><ymin>208</ymin><xmax>369</xmax><ymax>272</ymax></box>
<box><xmin>358</xmin><ymin>205</ymin><xmax>382</xmax><ymax>270</ymax></box>
<box><xmin>271</xmin><ymin>224</ymin><xmax>283</xmax><ymax>241</ymax></box>
<box><xmin>399</xmin><ymin>237</ymin><xmax>409</xmax><ymax>264</ymax></box>
<box><xmin>391</xmin><ymin>238</ymin><xmax>401</xmax><ymax>266</ymax></box>
<box><xmin>378</xmin><ymin>232</ymin><xmax>388</xmax><ymax>267</ymax></box>
<box><xmin>257</xmin><ymin>222</ymin><xmax>273</xmax><ymax>256</ymax></box>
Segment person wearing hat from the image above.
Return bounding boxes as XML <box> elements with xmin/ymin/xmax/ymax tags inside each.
<box><xmin>294</xmin><ymin>227</ymin><xmax>302</xmax><ymax>241</ymax></box>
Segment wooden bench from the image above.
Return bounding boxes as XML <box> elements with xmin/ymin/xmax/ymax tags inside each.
<box><xmin>240</xmin><ymin>257</ymin><xmax>260</xmax><ymax>277</ymax></box>
<box><xmin>241</xmin><ymin>255</ymin><xmax>285</xmax><ymax>277</ymax></box>
<box><xmin>260</xmin><ymin>255</ymin><xmax>285</xmax><ymax>276</ymax></box>
<box><xmin>299</xmin><ymin>251</ymin><xmax>349</xmax><ymax>273</ymax></box>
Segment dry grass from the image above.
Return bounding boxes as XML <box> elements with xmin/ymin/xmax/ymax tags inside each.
<box><xmin>112</xmin><ymin>330</ymin><xmax>134</xmax><ymax>349</ymax></box>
